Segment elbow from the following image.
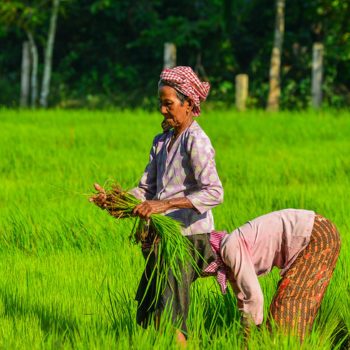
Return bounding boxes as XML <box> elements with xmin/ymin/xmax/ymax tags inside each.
<box><xmin>187</xmin><ymin>185</ymin><xmax>224</xmax><ymax>215</ymax></box>
<box><xmin>210</xmin><ymin>185</ymin><xmax>224</xmax><ymax>206</ymax></box>
<box><xmin>203</xmin><ymin>186</ymin><xmax>224</xmax><ymax>209</ymax></box>
<box><xmin>217</xmin><ymin>187</ymin><xmax>224</xmax><ymax>205</ymax></box>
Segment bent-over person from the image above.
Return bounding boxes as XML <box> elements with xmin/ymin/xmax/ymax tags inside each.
<box><xmin>205</xmin><ymin>209</ymin><xmax>341</xmax><ymax>341</ymax></box>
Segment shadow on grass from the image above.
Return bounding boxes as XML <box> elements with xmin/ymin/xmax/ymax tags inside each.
<box><xmin>0</xmin><ymin>288</ymin><xmax>79</xmax><ymax>344</ymax></box>
<box><xmin>335</xmin><ymin>321</ymin><xmax>350</xmax><ymax>350</ymax></box>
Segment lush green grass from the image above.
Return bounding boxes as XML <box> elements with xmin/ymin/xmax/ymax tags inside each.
<box><xmin>0</xmin><ymin>109</ymin><xmax>349</xmax><ymax>349</ymax></box>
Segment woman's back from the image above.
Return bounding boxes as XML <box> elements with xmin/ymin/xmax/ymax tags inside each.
<box><xmin>221</xmin><ymin>209</ymin><xmax>315</xmax><ymax>276</ymax></box>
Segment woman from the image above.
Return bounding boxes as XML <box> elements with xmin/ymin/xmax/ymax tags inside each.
<box><xmin>93</xmin><ymin>66</ymin><xmax>223</xmax><ymax>342</ymax></box>
<box><xmin>205</xmin><ymin>209</ymin><xmax>341</xmax><ymax>341</ymax></box>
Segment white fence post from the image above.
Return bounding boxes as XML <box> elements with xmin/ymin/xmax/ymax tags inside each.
<box><xmin>312</xmin><ymin>43</ymin><xmax>324</xmax><ymax>109</ymax></box>
<box><xmin>163</xmin><ymin>43</ymin><xmax>177</xmax><ymax>69</ymax></box>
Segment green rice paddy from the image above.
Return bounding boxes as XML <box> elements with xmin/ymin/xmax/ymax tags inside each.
<box><xmin>0</xmin><ymin>109</ymin><xmax>349</xmax><ymax>349</ymax></box>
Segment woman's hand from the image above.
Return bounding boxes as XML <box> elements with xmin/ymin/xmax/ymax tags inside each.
<box><xmin>161</xmin><ymin>118</ymin><xmax>172</xmax><ymax>133</ymax></box>
<box><xmin>133</xmin><ymin>200</ymin><xmax>171</xmax><ymax>220</ymax></box>
<box><xmin>89</xmin><ymin>183</ymin><xmax>107</xmax><ymax>208</ymax></box>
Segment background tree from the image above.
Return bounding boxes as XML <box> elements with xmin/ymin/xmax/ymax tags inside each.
<box><xmin>267</xmin><ymin>0</ymin><xmax>285</xmax><ymax>111</ymax></box>
<box><xmin>40</xmin><ymin>0</ymin><xmax>60</xmax><ymax>108</ymax></box>
<box><xmin>0</xmin><ymin>0</ymin><xmax>62</xmax><ymax>108</ymax></box>
<box><xmin>0</xmin><ymin>1</ymin><xmax>43</xmax><ymax>107</ymax></box>
<box><xmin>20</xmin><ymin>40</ymin><xmax>30</xmax><ymax>107</ymax></box>
<box><xmin>0</xmin><ymin>0</ymin><xmax>349</xmax><ymax>109</ymax></box>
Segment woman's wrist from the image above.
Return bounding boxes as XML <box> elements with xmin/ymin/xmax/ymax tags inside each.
<box><xmin>164</xmin><ymin>199</ymin><xmax>174</xmax><ymax>210</ymax></box>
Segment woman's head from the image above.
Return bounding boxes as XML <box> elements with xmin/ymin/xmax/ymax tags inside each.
<box><xmin>158</xmin><ymin>84</ymin><xmax>193</xmax><ymax>131</ymax></box>
<box><xmin>159</xmin><ymin>81</ymin><xmax>188</xmax><ymax>105</ymax></box>
<box><xmin>158</xmin><ymin>66</ymin><xmax>210</xmax><ymax>117</ymax></box>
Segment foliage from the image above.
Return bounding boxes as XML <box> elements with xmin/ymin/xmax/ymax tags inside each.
<box><xmin>0</xmin><ymin>0</ymin><xmax>349</xmax><ymax>109</ymax></box>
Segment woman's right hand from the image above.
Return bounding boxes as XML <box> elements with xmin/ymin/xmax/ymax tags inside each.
<box><xmin>161</xmin><ymin>118</ymin><xmax>172</xmax><ymax>132</ymax></box>
<box><xmin>89</xmin><ymin>183</ymin><xmax>107</xmax><ymax>209</ymax></box>
<box><xmin>133</xmin><ymin>200</ymin><xmax>171</xmax><ymax>220</ymax></box>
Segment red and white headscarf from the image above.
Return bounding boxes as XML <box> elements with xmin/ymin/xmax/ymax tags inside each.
<box><xmin>203</xmin><ymin>230</ymin><xmax>229</xmax><ymax>294</ymax></box>
<box><xmin>159</xmin><ymin>66</ymin><xmax>210</xmax><ymax>116</ymax></box>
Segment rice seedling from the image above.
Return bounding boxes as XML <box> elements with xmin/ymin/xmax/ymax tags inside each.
<box><xmin>90</xmin><ymin>183</ymin><xmax>200</xmax><ymax>303</ymax></box>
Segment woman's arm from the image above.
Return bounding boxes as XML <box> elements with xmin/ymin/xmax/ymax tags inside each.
<box><xmin>133</xmin><ymin>197</ymin><xmax>194</xmax><ymax>219</ymax></box>
<box><xmin>221</xmin><ymin>234</ymin><xmax>264</xmax><ymax>327</ymax></box>
<box><xmin>185</xmin><ymin>132</ymin><xmax>224</xmax><ymax>214</ymax></box>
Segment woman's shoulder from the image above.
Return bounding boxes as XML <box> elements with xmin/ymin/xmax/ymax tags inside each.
<box><xmin>184</xmin><ymin>121</ymin><xmax>212</xmax><ymax>146</ymax></box>
<box><xmin>152</xmin><ymin>131</ymin><xmax>170</xmax><ymax>145</ymax></box>
<box><xmin>187</xmin><ymin>120</ymin><xmax>206</xmax><ymax>135</ymax></box>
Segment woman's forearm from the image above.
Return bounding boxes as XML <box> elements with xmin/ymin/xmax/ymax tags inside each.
<box><xmin>164</xmin><ymin>197</ymin><xmax>194</xmax><ymax>210</ymax></box>
<box><xmin>133</xmin><ymin>197</ymin><xmax>194</xmax><ymax>219</ymax></box>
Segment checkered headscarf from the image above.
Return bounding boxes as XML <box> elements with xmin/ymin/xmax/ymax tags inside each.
<box><xmin>203</xmin><ymin>230</ymin><xmax>229</xmax><ymax>294</ymax></box>
<box><xmin>159</xmin><ymin>66</ymin><xmax>210</xmax><ymax>116</ymax></box>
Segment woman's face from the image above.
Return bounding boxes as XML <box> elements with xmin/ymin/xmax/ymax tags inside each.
<box><xmin>158</xmin><ymin>85</ymin><xmax>192</xmax><ymax>130</ymax></box>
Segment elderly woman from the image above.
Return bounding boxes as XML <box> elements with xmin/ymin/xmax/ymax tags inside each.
<box><xmin>125</xmin><ymin>66</ymin><xmax>223</xmax><ymax>339</ymax></box>
<box><xmin>206</xmin><ymin>209</ymin><xmax>340</xmax><ymax>341</ymax></box>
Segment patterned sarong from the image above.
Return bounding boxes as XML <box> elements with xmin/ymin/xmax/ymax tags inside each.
<box><xmin>269</xmin><ymin>214</ymin><xmax>341</xmax><ymax>341</ymax></box>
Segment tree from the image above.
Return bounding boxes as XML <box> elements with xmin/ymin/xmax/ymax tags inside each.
<box><xmin>267</xmin><ymin>0</ymin><xmax>285</xmax><ymax>111</ymax></box>
<box><xmin>0</xmin><ymin>0</ymin><xmax>61</xmax><ymax>108</ymax></box>
<box><xmin>40</xmin><ymin>0</ymin><xmax>60</xmax><ymax>108</ymax></box>
<box><xmin>20</xmin><ymin>40</ymin><xmax>30</xmax><ymax>107</ymax></box>
<box><xmin>27</xmin><ymin>29</ymin><xmax>39</xmax><ymax>107</ymax></box>
<box><xmin>0</xmin><ymin>1</ymin><xmax>42</xmax><ymax>108</ymax></box>
<box><xmin>0</xmin><ymin>0</ymin><xmax>349</xmax><ymax>109</ymax></box>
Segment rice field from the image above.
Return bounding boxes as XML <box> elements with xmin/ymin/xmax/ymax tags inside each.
<box><xmin>0</xmin><ymin>108</ymin><xmax>349</xmax><ymax>349</ymax></box>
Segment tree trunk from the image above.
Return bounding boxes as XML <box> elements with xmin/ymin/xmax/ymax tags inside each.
<box><xmin>40</xmin><ymin>0</ymin><xmax>60</xmax><ymax>108</ymax></box>
<box><xmin>27</xmin><ymin>30</ymin><xmax>39</xmax><ymax>109</ymax></box>
<box><xmin>235</xmin><ymin>74</ymin><xmax>249</xmax><ymax>111</ymax></box>
<box><xmin>311</xmin><ymin>43</ymin><xmax>324</xmax><ymax>109</ymax></box>
<box><xmin>267</xmin><ymin>0</ymin><xmax>285</xmax><ymax>111</ymax></box>
<box><xmin>20</xmin><ymin>41</ymin><xmax>31</xmax><ymax>108</ymax></box>
<box><xmin>163</xmin><ymin>42</ymin><xmax>176</xmax><ymax>69</ymax></box>
<box><xmin>195</xmin><ymin>52</ymin><xmax>208</xmax><ymax>81</ymax></box>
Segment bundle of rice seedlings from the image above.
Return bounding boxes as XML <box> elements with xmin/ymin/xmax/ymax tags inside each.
<box><xmin>91</xmin><ymin>184</ymin><xmax>201</xmax><ymax>294</ymax></box>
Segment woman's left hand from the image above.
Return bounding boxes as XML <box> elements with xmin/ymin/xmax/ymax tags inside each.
<box><xmin>89</xmin><ymin>183</ymin><xmax>107</xmax><ymax>208</ymax></box>
<box><xmin>133</xmin><ymin>200</ymin><xmax>171</xmax><ymax>220</ymax></box>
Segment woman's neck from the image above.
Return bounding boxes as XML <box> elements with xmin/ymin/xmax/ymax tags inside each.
<box><xmin>174</xmin><ymin>117</ymin><xmax>194</xmax><ymax>137</ymax></box>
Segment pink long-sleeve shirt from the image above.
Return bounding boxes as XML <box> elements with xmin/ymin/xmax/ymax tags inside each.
<box><xmin>220</xmin><ymin>209</ymin><xmax>315</xmax><ymax>325</ymax></box>
<box><xmin>130</xmin><ymin>121</ymin><xmax>224</xmax><ymax>235</ymax></box>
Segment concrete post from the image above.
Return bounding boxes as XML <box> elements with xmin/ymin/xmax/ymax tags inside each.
<box><xmin>235</xmin><ymin>74</ymin><xmax>249</xmax><ymax>111</ymax></box>
<box><xmin>163</xmin><ymin>43</ymin><xmax>177</xmax><ymax>69</ymax></box>
<box><xmin>312</xmin><ymin>43</ymin><xmax>324</xmax><ymax>109</ymax></box>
